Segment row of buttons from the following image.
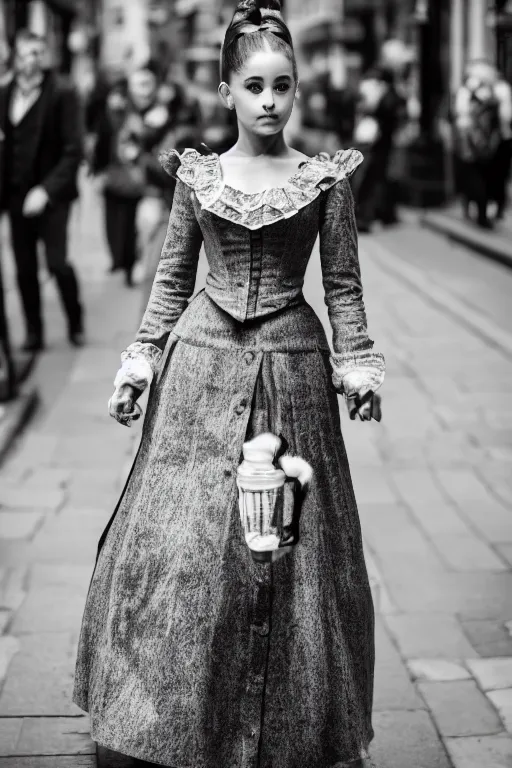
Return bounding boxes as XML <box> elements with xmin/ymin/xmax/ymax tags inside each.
<box><xmin>234</xmin><ymin>352</ymin><xmax>256</xmax><ymax>415</ymax></box>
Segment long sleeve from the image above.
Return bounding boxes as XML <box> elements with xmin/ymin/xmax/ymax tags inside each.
<box><xmin>114</xmin><ymin>178</ymin><xmax>202</xmax><ymax>391</ymax></box>
<box><xmin>319</xmin><ymin>175</ymin><xmax>385</xmax><ymax>395</ymax></box>
<box><xmin>42</xmin><ymin>82</ymin><xmax>84</xmax><ymax>201</ymax></box>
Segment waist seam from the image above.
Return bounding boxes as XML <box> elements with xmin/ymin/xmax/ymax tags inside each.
<box><xmin>172</xmin><ymin>333</ymin><xmax>330</xmax><ymax>354</ymax></box>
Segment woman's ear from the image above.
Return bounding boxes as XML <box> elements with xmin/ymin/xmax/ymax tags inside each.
<box><xmin>218</xmin><ymin>81</ymin><xmax>235</xmax><ymax>110</ymax></box>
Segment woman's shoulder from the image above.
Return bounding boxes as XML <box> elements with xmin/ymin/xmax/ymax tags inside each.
<box><xmin>291</xmin><ymin>147</ymin><xmax>364</xmax><ymax>198</ymax></box>
<box><xmin>159</xmin><ymin>145</ymin><xmax>216</xmax><ymax>181</ymax></box>
<box><xmin>311</xmin><ymin>147</ymin><xmax>364</xmax><ymax>176</ymax></box>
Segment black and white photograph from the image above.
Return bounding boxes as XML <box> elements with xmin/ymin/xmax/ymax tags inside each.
<box><xmin>0</xmin><ymin>1</ymin><xmax>511</xmax><ymax>767</ymax></box>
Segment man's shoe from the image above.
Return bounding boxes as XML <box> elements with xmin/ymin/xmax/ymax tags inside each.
<box><xmin>69</xmin><ymin>331</ymin><xmax>86</xmax><ymax>348</ymax></box>
<box><xmin>21</xmin><ymin>335</ymin><xmax>44</xmax><ymax>353</ymax></box>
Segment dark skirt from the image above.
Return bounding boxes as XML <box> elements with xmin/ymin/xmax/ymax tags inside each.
<box><xmin>73</xmin><ymin>291</ymin><xmax>375</xmax><ymax>768</ymax></box>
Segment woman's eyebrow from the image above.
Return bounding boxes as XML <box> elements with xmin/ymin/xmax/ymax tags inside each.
<box><xmin>243</xmin><ymin>76</ymin><xmax>264</xmax><ymax>83</ymax></box>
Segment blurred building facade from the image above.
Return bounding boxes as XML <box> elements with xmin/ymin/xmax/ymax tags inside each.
<box><xmin>451</xmin><ymin>0</ymin><xmax>512</xmax><ymax>88</ymax></box>
<box><xmin>0</xmin><ymin>0</ymin><xmax>89</xmax><ymax>73</ymax></box>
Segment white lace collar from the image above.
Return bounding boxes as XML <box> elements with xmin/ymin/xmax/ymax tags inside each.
<box><xmin>160</xmin><ymin>147</ymin><xmax>363</xmax><ymax>230</ymax></box>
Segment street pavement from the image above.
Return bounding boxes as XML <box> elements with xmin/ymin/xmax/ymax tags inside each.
<box><xmin>0</xmin><ymin>187</ymin><xmax>512</xmax><ymax>767</ymax></box>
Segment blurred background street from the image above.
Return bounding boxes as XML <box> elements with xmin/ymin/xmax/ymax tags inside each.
<box><xmin>0</xmin><ymin>0</ymin><xmax>512</xmax><ymax>767</ymax></box>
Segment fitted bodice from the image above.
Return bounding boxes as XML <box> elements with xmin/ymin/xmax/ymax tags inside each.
<box><xmin>160</xmin><ymin>147</ymin><xmax>363</xmax><ymax>323</ymax></box>
<box><xmin>115</xmin><ymin>146</ymin><xmax>386</xmax><ymax>400</ymax></box>
<box><xmin>194</xmin><ymin>196</ymin><xmax>321</xmax><ymax>321</ymax></box>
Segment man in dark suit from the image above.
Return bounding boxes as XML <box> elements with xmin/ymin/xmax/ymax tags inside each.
<box><xmin>0</xmin><ymin>29</ymin><xmax>85</xmax><ymax>351</ymax></box>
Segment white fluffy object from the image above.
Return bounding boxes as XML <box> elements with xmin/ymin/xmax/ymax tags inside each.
<box><xmin>278</xmin><ymin>455</ymin><xmax>313</xmax><ymax>488</ymax></box>
<box><xmin>113</xmin><ymin>355</ymin><xmax>154</xmax><ymax>392</ymax></box>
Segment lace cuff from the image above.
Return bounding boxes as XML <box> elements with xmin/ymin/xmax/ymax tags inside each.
<box><xmin>330</xmin><ymin>351</ymin><xmax>386</xmax><ymax>395</ymax></box>
<box><xmin>113</xmin><ymin>342</ymin><xmax>163</xmax><ymax>392</ymax></box>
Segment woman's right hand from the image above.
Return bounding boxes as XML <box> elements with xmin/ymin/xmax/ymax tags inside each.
<box><xmin>108</xmin><ymin>384</ymin><xmax>142</xmax><ymax>427</ymax></box>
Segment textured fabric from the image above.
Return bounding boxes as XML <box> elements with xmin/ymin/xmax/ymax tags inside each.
<box><xmin>114</xmin><ymin>148</ymin><xmax>384</xmax><ymax>395</ymax></box>
<box><xmin>9</xmin><ymin>80</ymin><xmax>43</xmax><ymax>125</ymax></box>
<box><xmin>73</xmin><ymin>148</ymin><xmax>384</xmax><ymax>767</ymax></box>
<box><xmin>5</xmin><ymin>98</ymin><xmax>44</xmax><ymax>198</ymax></box>
<box><xmin>73</xmin><ymin>293</ymin><xmax>375</xmax><ymax>768</ymax></box>
<box><xmin>159</xmin><ymin>147</ymin><xmax>364</xmax><ymax>230</ymax></box>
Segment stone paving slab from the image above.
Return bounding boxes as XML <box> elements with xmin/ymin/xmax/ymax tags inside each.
<box><xmin>435</xmin><ymin>470</ymin><xmax>512</xmax><ymax>544</ymax></box>
<box><xmin>371</xmin><ymin>710</ymin><xmax>452</xmax><ymax>768</ymax></box>
<box><xmin>467</xmin><ymin>658</ymin><xmax>512</xmax><ymax>691</ymax></box>
<box><xmin>9</xmin><ymin>582</ymin><xmax>87</xmax><ymax>635</ymax></box>
<box><xmin>487</xmin><ymin>690</ymin><xmax>512</xmax><ymax>731</ymax></box>
<box><xmin>373</xmin><ymin>618</ymin><xmax>425</xmax><ymax>711</ymax></box>
<box><xmin>0</xmin><ymin>513</ymin><xmax>44</xmax><ymax>542</ymax></box>
<box><xmin>0</xmin><ymin>716</ymin><xmax>94</xmax><ymax>756</ymax></box>
<box><xmin>460</xmin><ymin>620</ymin><xmax>512</xmax><ymax>658</ymax></box>
<box><xmin>379</xmin><ymin>571</ymin><xmax>512</xmax><ymax>619</ymax></box>
<box><xmin>0</xmin><ymin>632</ymin><xmax>81</xmax><ymax>716</ymax></box>
<box><xmin>28</xmin><ymin>511</ymin><xmax>107</xmax><ymax>565</ymax></box>
<box><xmin>0</xmin><ymin>487</ymin><xmax>64</xmax><ymax>511</ymax></box>
<box><xmin>418</xmin><ymin>680</ymin><xmax>504</xmax><ymax>737</ymax></box>
<box><xmin>0</xmin><ymin>636</ymin><xmax>20</xmax><ymax>683</ymax></box>
<box><xmin>432</xmin><ymin>533</ymin><xmax>507</xmax><ymax>573</ymax></box>
<box><xmin>0</xmin><ymin>759</ymin><xmax>95</xmax><ymax>767</ymax></box>
<box><xmin>0</xmin><ymin>568</ymin><xmax>28</xmax><ymax>612</ymax></box>
<box><xmin>384</xmin><ymin>614</ymin><xmax>476</xmax><ymax>659</ymax></box>
<box><xmin>407</xmin><ymin>659</ymin><xmax>472</xmax><ymax>683</ymax></box>
<box><xmin>0</xmin><ymin>389</ymin><xmax>39</xmax><ymax>469</ymax></box>
<box><xmin>445</xmin><ymin>732</ymin><xmax>512</xmax><ymax>768</ymax></box>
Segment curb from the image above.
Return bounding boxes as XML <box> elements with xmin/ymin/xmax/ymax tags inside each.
<box><xmin>420</xmin><ymin>211</ymin><xmax>512</xmax><ymax>270</ymax></box>
<box><xmin>363</xmin><ymin>237</ymin><xmax>512</xmax><ymax>362</ymax></box>
<box><xmin>0</xmin><ymin>384</ymin><xmax>39</xmax><ymax>467</ymax></box>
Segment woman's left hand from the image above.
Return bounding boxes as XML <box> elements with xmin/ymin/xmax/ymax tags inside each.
<box><xmin>346</xmin><ymin>390</ymin><xmax>382</xmax><ymax>422</ymax></box>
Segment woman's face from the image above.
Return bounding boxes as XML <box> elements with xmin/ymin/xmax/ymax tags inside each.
<box><xmin>228</xmin><ymin>45</ymin><xmax>296</xmax><ymax>136</ymax></box>
<box><xmin>128</xmin><ymin>69</ymin><xmax>157</xmax><ymax>111</ymax></box>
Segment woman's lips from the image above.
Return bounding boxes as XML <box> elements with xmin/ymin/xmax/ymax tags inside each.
<box><xmin>258</xmin><ymin>114</ymin><xmax>279</xmax><ymax>120</ymax></box>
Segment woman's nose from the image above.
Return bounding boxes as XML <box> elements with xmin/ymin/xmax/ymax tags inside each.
<box><xmin>261</xmin><ymin>89</ymin><xmax>275</xmax><ymax>110</ymax></box>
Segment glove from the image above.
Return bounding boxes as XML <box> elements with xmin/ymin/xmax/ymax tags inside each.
<box><xmin>108</xmin><ymin>384</ymin><xmax>142</xmax><ymax>428</ymax></box>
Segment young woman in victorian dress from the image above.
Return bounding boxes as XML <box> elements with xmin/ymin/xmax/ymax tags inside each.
<box><xmin>73</xmin><ymin>2</ymin><xmax>385</xmax><ymax>766</ymax></box>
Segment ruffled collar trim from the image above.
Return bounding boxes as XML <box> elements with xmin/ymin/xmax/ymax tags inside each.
<box><xmin>159</xmin><ymin>147</ymin><xmax>363</xmax><ymax>230</ymax></box>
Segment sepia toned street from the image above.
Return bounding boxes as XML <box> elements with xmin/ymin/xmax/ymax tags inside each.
<box><xmin>0</xmin><ymin>181</ymin><xmax>512</xmax><ymax>767</ymax></box>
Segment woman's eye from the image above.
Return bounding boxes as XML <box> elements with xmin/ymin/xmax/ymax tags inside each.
<box><xmin>275</xmin><ymin>83</ymin><xmax>290</xmax><ymax>93</ymax></box>
<box><xmin>247</xmin><ymin>84</ymin><xmax>262</xmax><ymax>94</ymax></box>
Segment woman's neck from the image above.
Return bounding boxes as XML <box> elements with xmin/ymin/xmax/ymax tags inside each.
<box><xmin>232</xmin><ymin>127</ymin><xmax>290</xmax><ymax>158</ymax></box>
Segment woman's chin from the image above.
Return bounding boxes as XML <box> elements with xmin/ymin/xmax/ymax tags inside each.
<box><xmin>252</xmin><ymin>122</ymin><xmax>283</xmax><ymax>135</ymax></box>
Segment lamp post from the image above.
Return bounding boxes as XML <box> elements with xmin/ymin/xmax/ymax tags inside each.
<box><xmin>407</xmin><ymin>0</ymin><xmax>446</xmax><ymax>207</ymax></box>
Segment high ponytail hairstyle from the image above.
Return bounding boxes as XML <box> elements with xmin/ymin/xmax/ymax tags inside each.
<box><xmin>220</xmin><ymin>0</ymin><xmax>298</xmax><ymax>83</ymax></box>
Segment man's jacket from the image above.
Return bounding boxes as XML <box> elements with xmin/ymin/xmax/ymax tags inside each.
<box><xmin>0</xmin><ymin>70</ymin><xmax>84</xmax><ymax>206</ymax></box>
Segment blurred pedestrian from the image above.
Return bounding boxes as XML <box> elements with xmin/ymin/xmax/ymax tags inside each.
<box><xmin>490</xmin><ymin>72</ymin><xmax>512</xmax><ymax>220</ymax></box>
<box><xmin>351</xmin><ymin>65</ymin><xmax>405</xmax><ymax>232</ymax></box>
<box><xmin>0</xmin><ymin>29</ymin><xmax>85</xmax><ymax>352</ymax></box>
<box><xmin>91</xmin><ymin>63</ymin><xmax>160</xmax><ymax>286</ymax></box>
<box><xmin>376</xmin><ymin>39</ymin><xmax>415</xmax><ymax>225</ymax></box>
<box><xmin>454</xmin><ymin>61</ymin><xmax>501</xmax><ymax>229</ymax></box>
<box><xmin>137</xmin><ymin>75</ymin><xmax>202</xmax><ymax>307</ymax></box>
<box><xmin>298</xmin><ymin>72</ymin><xmax>341</xmax><ymax>156</ymax></box>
